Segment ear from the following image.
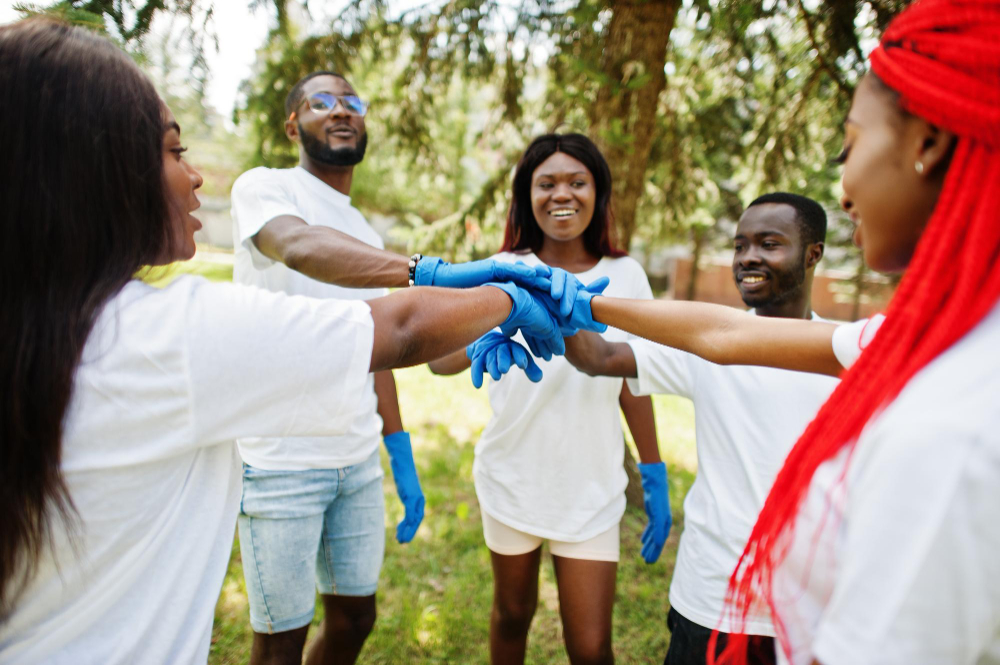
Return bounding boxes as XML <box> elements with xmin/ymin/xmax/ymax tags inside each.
<box><xmin>285</xmin><ymin>116</ymin><xmax>300</xmax><ymax>143</ymax></box>
<box><xmin>805</xmin><ymin>241</ymin><xmax>824</xmax><ymax>270</ymax></box>
<box><xmin>914</xmin><ymin>120</ymin><xmax>956</xmax><ymax>177</ymax></box>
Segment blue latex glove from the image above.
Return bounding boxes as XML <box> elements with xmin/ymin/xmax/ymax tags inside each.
<box><xmin>638</xmin><ymin>462</ymin><xmax>672</xmax><ymax>563</ymax></box>
<box><xmin>383</xmin><ymin>431</ymin><xmax>425</xmax><ymax>544</ymax></box>
<box><xmin>486</xmin><ymin>281</ymin><xmax>565</xmax><ymax>357</ymax></box>
<box><xmin>534</xmin><ymin>274</ymin><xmax>611</xmax><ymax>335</ymax></box>
<box><xmin>466</xmin><ymin>332</ymin><xmax>544</xmax><ymax>388</ymax></box>
<box><xmin>413</xmin><ymin>257</ymin><xmax>544</xmax><ymax>290</ymax></box>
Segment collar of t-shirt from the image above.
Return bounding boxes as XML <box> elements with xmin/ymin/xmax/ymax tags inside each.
<box><xmin>293</xmin><ymin>166</ymin><xmax>352</xmax><ymax>208</ymax></box>
<box><xmin>748</xmin><ymin>308</ymin><xmax>823</xmax><ymax>322</ymax></box>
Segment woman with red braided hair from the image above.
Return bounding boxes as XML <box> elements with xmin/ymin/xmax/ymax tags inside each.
<box><xmin>702</xmin><ymin>1</ymin><xmax>1000</xmax><ymax>663</ymax></box>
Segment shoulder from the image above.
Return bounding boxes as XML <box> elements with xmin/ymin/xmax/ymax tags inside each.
<box><xmin>599</xmin><ymin>255</ymin><xmax>645</xmax><ymax>280</ymax></box>
<box><xmin>231</xmin><ymin>167</ymin><xmax>289</xmax><ymax>194</ymax></box>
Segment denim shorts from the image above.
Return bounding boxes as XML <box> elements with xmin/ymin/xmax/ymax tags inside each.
<box><xmin>237</xmin><ymin>449</ymin><xmax>386</xmax><ymax>634</ymax></box>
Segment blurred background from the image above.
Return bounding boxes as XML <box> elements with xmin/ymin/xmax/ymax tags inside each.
<box><xmin>6</xmin><ymin>0</ymin><xmax>908</xmax><ymax>319</ymax></box>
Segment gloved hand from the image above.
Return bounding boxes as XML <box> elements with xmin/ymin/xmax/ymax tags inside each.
<box><xmin>638</xmin><ymin>462</ymin><xmax>671</xmax><ymax>563</ymax></box>
<box><xmin>383</xmin><ymin>431</ymin><xmax>425</xmax><ymax>543</ymax></box>
<box><xmin>413</xmin><ymin>257</ymin><xmax>544</xmax><ymax>290</ymax></box>
<box><xmin>486</xmin><ymin>281</ymin><xmax>565</xmax><ymax>357</ymax></box>
<box><xmin>533</xmin><ymin>273</ymin><xmax>611</xmax><ymax>335</ymax></box>
<box><xmin>466</xmin><ymin>332</ymin><xmax>544</xmax><ymax>388</ymax></box>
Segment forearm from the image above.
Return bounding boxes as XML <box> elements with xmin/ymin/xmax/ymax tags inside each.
<box><xmin>283</xmin><ymin>228</ymin><xmax>409</xmax><ymax>288</ymax></box>
<box><xmin>619</xmin><ymin>384</ymin><xmax>661</xmax><ymax>464</ymax></box>
<box><xmin>254</xmin><ymin>217</ymin><xmax>410</xmax><ymax>289</ymax></box>
<box><xmin>564</xmin><ymin>331</ymin><xmax>638</xmax><ymax>378</ymax></box>
<box><xmin>428</xmin><ymin>349</ymin><xmax>473</xmax><ymax>376</ymax></box>
<box><xmin>373</xmin><ymin>370</ymin><xmax>404</xmax><ymax>435</ymax></box>
<box><xmin>591</xmin><ymin>297</ymin><xmax>843</xmax><ymax>377</ymax></box>
<box><xmin>367</xmin><ymin>286</ymin><xmax>511</xmax><ymax>372</ymax></box>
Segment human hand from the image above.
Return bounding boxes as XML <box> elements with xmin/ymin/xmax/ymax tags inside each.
<box><xmin>485</xmin><ymin>281</ymin><xmax>565</xmax><ymax>357</ymax></box>
<box><xmin>638</xmin><ymin>462</ymin><xmax>671</xmax><ymax>563</ymax></box>
<box><xmin>466</xmin><ymin>332</ymin><xmax>544</xmax><ymax>388</ymax></box>
<box><xmin>533</xmin><ymin>272</ymin><xmax>611</xmax><ymax>335</ymax></box>
<box><xmin>383</xmin><ymin>431</ymin><xmax>425</xmax><ymax>543</ymax></box>
<box><xmin>413</xmin><ymin>257</ymin><xmax>544</xmax><ymax>290</ymax></box>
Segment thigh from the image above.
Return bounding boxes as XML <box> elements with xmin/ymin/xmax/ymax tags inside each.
<box><xmin>551</xmin><ymin>554</ymin><xmax>617</xmax><ymax>645</ymax></box>
<box><xmin>317</xmin><ymin>450</ymin><xmax>386</xmax><ymax>597</ymax></box>
<box><xmin>239</xmin><ymin>465</ymin><xmax>339</xmax><ymax>634</ymax></box>
<box><xmin>490</xmin><ymin>546</ymin><xmax>543</xmax><ymax>613</ymax></box>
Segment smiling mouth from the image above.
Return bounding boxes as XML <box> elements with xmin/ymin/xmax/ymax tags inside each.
<box><xmin>549</xmin><ymin>208</ymin><xmax>577</xmax><ymax>218</ymax></box>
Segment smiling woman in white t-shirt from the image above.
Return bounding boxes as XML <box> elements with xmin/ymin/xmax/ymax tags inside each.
<box><xmin>0</xmin><ymin>20</ymin><xmax>575</xmax><ymax>664</ymax></box>
<box><xmin>430</xmin><ymin>133</ymin><xmax>670</xmax><ymax>665</ymax></box>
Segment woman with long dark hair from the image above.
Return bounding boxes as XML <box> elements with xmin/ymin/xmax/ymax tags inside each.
<box><xmin>430</xmin><ymin>134</ymin><xmax>670</xmax><ymax>664</ymax></box>
<box><xmin>0</xmin><ymin>18</ymin><xmax>571</xmax><ymax>662</ymax></box>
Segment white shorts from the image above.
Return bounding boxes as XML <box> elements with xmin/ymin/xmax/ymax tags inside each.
<box><xmin>480</xmin><ymin>510</ymin><xmax>620</xmax><ymax>562</ymax></box>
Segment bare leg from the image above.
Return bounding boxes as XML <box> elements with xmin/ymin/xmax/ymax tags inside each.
<box><xmin>304</xmin><ymin>594</ymin><xmax>377</xmax><ymax>665</ymax></box>
<box><xmin>489</xmin><ymin>547</ymin><xmax>542</xmax><ymax>664</ymax></box>
<box><xmin>552</xmin><ymin>555</ymin><xmax>617</xmax><ymax>665</ymax></box>
<box><xmin>249</xmin><ymin>625</ymin><xmax>310</xmax><ymax>665</ymax></box>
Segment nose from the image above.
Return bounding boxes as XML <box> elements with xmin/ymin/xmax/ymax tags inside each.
<box><xmin>329</xmin><ymin>98</ymin><xmax>351</xmax><ymax>118</ymax></box>
<box><xmin>739</xmin><ymin>244</ymin><xmax>762</xmax><ymax>267</ymax></box>
<box><xmin>185</xmin><ymin>161</ymin><xmax>203</xmax><ymax>191</ymax></box>
<box><xmin>551</xmin><ymin>183</ymin><xmax>573</xmax><ymax>201</ymax></box>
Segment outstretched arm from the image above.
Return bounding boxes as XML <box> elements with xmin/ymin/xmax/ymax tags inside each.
<box><xmin>254</xmin><ymin>216</ymin><xmax>410</xmax><ymax>288</ymax></box>
<box><xmin>563</xmin><ymin>331</ymin><xmax>638</xmax><ymax>378</ymax></box>
<box><xmin>589</xmin><ymin>297</ymin><xmax>843</xmax><ymax>377</ymax></box>
<box><xmin>367</xmin><ymin>286</ymin><xmax>512</xmax><ymax>372</ymax></box>
<box><xmin>427</xmin><ymin>349</ymin><xmax>472</xmax><ymax>376</ymax></box>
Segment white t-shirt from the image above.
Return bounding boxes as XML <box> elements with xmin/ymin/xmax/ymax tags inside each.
<box><xmin>0</xmin><ymin>277</ymin><xmax>374</xmax><ymax>664</ymax></box>
<box><xmin>773</xmin><ymin>303</ymin><xmax>1000</xmax><ymax>665</ymax></box>
<box><xmin>626</xmin><ymin>312</ymin><xmax>839</xmax><ymax>636</ymax></box>
<box><xmin>832</xmin><ymin>313</ymin><xmax>886</xmax><ymax>369</ymax></box>
<box><xmin>231</xmin><ymin>166</ymin><xmax>388</xmax><ymax>470</ymax></box>
<box><xmin>473</xmin><ymin>252</ymin><xmax>653</xmax><ymax>542</ymax></box>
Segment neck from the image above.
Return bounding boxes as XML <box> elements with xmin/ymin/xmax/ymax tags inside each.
<box><xmin>299</xmin><ymin>156</ymin><xmax>353</xmax><ymax>196</ymax></box>
<box><xmin>755</xmin><ymin>276</ymin><xmax>814</xmax><ymax>319</ymax></box>
<box><xmin>536</xmin><ymin>236</ymin><xmax>599</xmax><ymax>273</ymax></box>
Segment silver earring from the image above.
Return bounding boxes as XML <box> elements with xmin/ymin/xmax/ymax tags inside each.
<box><xmin>915</xmin><ymin>161</ymin><xmax>924</xmax><ymax>174</ymax></box>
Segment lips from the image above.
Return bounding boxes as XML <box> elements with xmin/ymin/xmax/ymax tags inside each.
<box><xmin>737</xmin><ymin>272</ymin><xmax>770</xmax><ymax>289</ymax></box>
<box><xmin>327</xmin><ymin>126</ymin><xmax>356</xmax><ymax>139</ymax></box>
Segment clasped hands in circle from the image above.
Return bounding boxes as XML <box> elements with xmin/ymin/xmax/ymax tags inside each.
<box><xmin>412</xmin><ymin>257</ymin><xmax>609</xmax><ymax>388</ymax></box>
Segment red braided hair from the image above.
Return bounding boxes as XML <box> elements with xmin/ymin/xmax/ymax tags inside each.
<box><xmin>712</xmin><ymin>1</ymin><xmax>1000</xmax><ymax>662</ymax></box>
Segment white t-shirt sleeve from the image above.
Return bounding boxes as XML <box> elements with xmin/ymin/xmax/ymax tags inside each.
<box><xmin>831</xmin><ymin>314</ymin><xmax>886</xmax><ymax>369</ymax></box>
<box><xmin>626</xmin><ymin>338</ymin><xmax>696</xmax><ymax>399</ymax></box>
<box><xmin>810</xmin><ymin>420</ymin><xmax>1000</xmax><ymax>664</ymax></box>
<box><xmin>183</xmin><ymin>279</ymin><xmax>375</xmax><ymax>445</ymax></box>
<box><xmin>231</xmin><ymin>169</ymin><xmax>306</xmax><ymax>270</ymax></box>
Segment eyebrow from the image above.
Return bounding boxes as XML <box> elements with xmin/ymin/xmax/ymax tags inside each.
<box><xmin>535</xmin><ymin>171</ymin><xmax>589</xmax><ymax>179</ymax></box>
<box><xmin>165</xmin><ymin>121</ymin><xmax>181</xmax><ymax>136</ymax></box>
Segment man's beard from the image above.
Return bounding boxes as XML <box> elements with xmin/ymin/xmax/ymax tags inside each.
<box><xmin>739</xmin><ymin>252</ymin><xmax>807</xmax><ymax>309</ymax></box>
<box><xmin>300</xmin><ymin>125</ymin><xmax>368</xmax><ymax>166</ymax></box>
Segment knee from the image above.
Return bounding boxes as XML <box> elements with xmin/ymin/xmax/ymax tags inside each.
<box><xmin>566</xmin><ymin>634</ymin><xmax>613</xmax><ymax>665</ymax></box>
<box><xmin>493</xmin><ymin>597</ymin><xmax>536</xmax><ymax>636</ymax></box>
<box><xmin>325</xmin><ymin>602</ymin><xmax>377</xmax><ymax>639</ymax></box>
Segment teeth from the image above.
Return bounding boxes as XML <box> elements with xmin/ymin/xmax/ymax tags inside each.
<box><xmin>551</xmin><ymin>209</ymin><xmax>575</xmax><ymax>218</ymax></box>
<box><xmin>743</xmin><ymin>276</ymin><xmax>765</xmax><ymax>284</ymax></box>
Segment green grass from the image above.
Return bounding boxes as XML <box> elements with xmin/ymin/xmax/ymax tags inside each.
<box><xmin>165</xmin><ymin>255</ymin><xmax>700</xmax><ymax>663</ymax></box>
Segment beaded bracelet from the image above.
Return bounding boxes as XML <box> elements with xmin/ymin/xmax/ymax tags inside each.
<box><xmin>407</xmin><ymin>253</ymin><xmax>423</xmax><ymax>286</ymax></box>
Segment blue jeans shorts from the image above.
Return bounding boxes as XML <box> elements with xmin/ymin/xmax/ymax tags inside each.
<box><xmin>237</xmin><ymin>448</ymin><xmax>386</xmax><ymax>634</ymax></box>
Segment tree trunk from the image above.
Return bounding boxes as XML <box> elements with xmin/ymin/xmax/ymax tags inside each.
<box><xmin>686</xmin><ymin>226</ymin><xmax>706</xmax><ymax>301</ymax></box>
<box><xmin>590</xmin><ymin>0</ymin><xmax>679</xmax><ymax>250</ymax></box>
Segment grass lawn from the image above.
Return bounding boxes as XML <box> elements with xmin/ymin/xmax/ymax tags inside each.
<box><xmin>152</xmin><ymin>254</ymin><xmax>699</xmax><ymax>663</ymax></box>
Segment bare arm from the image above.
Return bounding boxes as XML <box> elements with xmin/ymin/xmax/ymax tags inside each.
<box><xmin>254</xmin><ymin>215</ymin><xmax>410</xmax><ymax>288</ymax></box>
<box><xmin>367</xmin><ymin>286</ymin><xmax>512</xmax><ymax>372</ymax></box>
<box><xmin>564</xmin><ymin>331</ymin><xmax>638</xmax><ymax>378</ymax></box>
<box><xmin>619</xmin><ymin>382</ymin><xmax>660</xmax><ymax>464</ymax></box>
<box><xmin>590</xmin><ymin>297</ymin><xmax>843</xmax><ymax>377</ymax></box>
<box><xmin>374</xmin><ymin>371</ymin><xmax>404</xmax><ymax>435</ymax></box>
<box><xmin>427</xmin><ymin>348</ymin><xmax>472</xmax><ymax>376</ymax></box>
